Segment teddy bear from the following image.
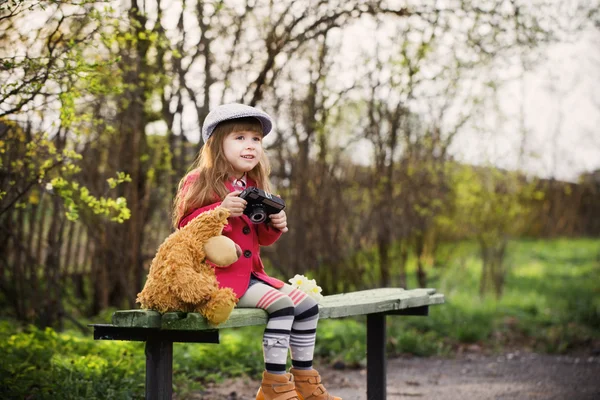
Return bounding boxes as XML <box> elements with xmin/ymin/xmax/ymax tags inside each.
<box><xmin>136</xmin><ymin>207</ymin><xmax>240</xmax><ymax>326</ymax></box>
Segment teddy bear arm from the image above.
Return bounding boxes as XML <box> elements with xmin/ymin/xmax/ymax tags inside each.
<box><xmin>204</xmin><ymin>236</ymin><xmax>240</xmax><ymax>267</ymax></box>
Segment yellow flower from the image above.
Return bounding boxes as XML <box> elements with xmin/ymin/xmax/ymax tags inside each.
<box><xmin>288</xmin><ymin>274</ymin><xmax>323</xmax><ymax>303</ymax></box>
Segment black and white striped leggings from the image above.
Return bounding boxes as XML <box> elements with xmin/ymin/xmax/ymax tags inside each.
<box><xmin>237</xmin><ymin>278</ymin><xmax>319</xmax><ymax>374</ymax></box>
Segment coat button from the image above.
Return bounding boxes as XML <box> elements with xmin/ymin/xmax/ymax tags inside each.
<box><xmin>242</xmin><ymin>226</ymin><xmax>251</xmax><ymax>234</ymax></box>
<box><xmin>244</xmin><ymin>250</ymin><xmax>252</xmax><ymax>258</ymax></box>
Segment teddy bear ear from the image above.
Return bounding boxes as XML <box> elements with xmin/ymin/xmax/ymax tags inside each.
<box><xmin>214</xmin><ymin>206</ymin><xmax>230</xmax><ymax>221</ymax></box>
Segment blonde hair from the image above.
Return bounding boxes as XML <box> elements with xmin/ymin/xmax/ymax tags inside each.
<box><xmin>172</xmin><ymin>117</ymin><xmax>273</xmax><ymax>228</ymax></box>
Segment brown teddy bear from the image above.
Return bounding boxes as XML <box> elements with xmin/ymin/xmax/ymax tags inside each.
<box><xmin>136</xmin><ymin>207</ymin><xmax>240</xmax><ymax>325</ymax></box>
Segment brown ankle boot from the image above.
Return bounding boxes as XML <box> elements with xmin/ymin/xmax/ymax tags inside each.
<box><xmin>256</xmin><ymin>371</ymin><xmax>300</xmax><ymax>400</ymax></box>
<box><xmin>290</xmin><ymin>368</ymin><xmax>341</xmax><ymax>400</ymax></box>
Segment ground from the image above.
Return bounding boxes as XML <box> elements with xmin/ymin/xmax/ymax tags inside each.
<box><xmin>192</xmin><ymin>350</ymin><xmax>600</xmax><ymax>400</ymax></box>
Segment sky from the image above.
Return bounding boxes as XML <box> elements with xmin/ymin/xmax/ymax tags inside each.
<box><xmin>451</xmin><ymin>28</ymin><xmax>600</xmax><ymax>182</ymax></box>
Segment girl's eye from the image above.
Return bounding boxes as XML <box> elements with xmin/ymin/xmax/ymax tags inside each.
<box><xmin>235</xmin><ymin>136</ymin><xmax>244</xmax><ymax>140</ymax></box>
<box><xmin>253</xmin><ymin>137</ymin><xmax>262</xmax><ymax>142</ymax></box>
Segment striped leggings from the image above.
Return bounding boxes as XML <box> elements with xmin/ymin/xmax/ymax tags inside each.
<box><xmin>237</xmin><ymin>280</ymin><xmax>319</xmax><ymax>374</ymax></box>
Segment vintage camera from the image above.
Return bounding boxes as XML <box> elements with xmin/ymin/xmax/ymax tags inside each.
<box><xmin>239</xmin><ymin>186</ymin><xmax>286</xmax><ymax>224</ymax></box>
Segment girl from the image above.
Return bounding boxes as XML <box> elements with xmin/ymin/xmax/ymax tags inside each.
<box><xmin>173</xmin><ymin>103</ymin><xmax>341</xmax><ymax>400</ymax></box>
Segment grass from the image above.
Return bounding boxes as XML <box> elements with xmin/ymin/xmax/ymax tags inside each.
<box><xmin>0</xmin><ymin>238</ymin><xmax>598</xmax><ymax>398</ymax></box>
<box><xmin>397</xmin><ymin>237</ymin><xmax>600</xmax><ymax>354</ymax></box>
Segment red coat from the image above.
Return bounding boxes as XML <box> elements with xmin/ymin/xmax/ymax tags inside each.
<box><xmin>178</xmin><ymin>173</ymin><xmax>284</xmax><ymax>298</ymax></box>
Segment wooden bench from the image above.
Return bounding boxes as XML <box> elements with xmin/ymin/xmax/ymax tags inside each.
<box><xmin>92</xmin><ymin>287</ymin><xmax>444</xmax><ymax>400</ymax></box>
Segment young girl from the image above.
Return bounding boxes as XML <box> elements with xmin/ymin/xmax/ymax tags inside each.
<box><xmin>173</xmin><ymin>103</ymin><xmax>341</xmax><ymax>400</ymax></box>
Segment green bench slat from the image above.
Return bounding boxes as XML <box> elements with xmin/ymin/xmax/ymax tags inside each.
<box><xmin>112</xmin><ymin>288</ymin><xmax>445</xmax><ymax>331</ymax></box>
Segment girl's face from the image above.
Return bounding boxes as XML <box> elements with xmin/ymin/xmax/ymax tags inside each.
<box><xmin>223</xmin><ymin>129</ymin><xmax>264</xmax><ymax>177</ymax></box>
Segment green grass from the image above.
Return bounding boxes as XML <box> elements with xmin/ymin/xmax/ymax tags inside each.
<box><xmin>397</xmin><ymin>237</ymin><xmax>600</xmax><ymax>354</ymax></box>
<box><xmin>0</xmin><ymin>238</ymin><xmax>598</xmax><ymax>398</ymax></box>
<box><xmin>0</xmin><ymin>321</ymin><xmax>145</xmax><ymax>399</ymax></box>
<box><xmin>0</xmin><ymin>322</ymin><xmax>267</xmax><ymax>399</ymax></box>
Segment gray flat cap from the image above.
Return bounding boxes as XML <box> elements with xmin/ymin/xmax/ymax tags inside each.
<box><xmin>202</xmin><ymin>103</ymin><xmax>273</xmax><ymax>142</ymax></box>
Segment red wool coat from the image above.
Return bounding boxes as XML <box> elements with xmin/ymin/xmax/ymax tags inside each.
<box><xmin>178</xmin><ymin>173</ymin><xmax>284</xmax><ymax>298</ymax></box>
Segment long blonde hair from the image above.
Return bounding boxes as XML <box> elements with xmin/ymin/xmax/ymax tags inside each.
<box><xmin>172</xmin><ymin>117</ymin><xmax>273</xmax><ymax>228</ymax></box>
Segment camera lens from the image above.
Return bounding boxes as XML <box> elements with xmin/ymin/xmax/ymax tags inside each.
<box><xmin>249</xmin><ymin>204</ymin><xmax>267</xmax><ymax>223</ymax></box>
<box><xmin>250</xmin><ymin>210</ymin><xmax>267</xmax><ymax>223</ymax></box>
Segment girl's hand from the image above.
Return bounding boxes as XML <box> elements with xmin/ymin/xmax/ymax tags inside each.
<box><xmin>269</xmin><ymin>210</ymin><xmax>288</xmax><ymax>233</ymax></box>
<box><xmin>221</xmin><ymin>191</ymin><xmax>247</xmax><ymax>217</ymax></box>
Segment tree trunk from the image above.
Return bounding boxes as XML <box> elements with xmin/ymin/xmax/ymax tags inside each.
<box><xmin>40</xmin><ymin>197</ymin><xmax>64</xmax><ymax>328</ymax></box>
<box><xmin>492</xmin><ymin>239</ymin><xmax>507</xmax><ymax>299</ymax></box>
<box><xmin>91</xmin><ymin>238</ymin><xmax>109</xmax><ymax>315</ymax></box>
<box><xmin>63</xmin><ymin>220</ymin><xmax>76</xmax><ymax>275</ymax></box>
<box><xmin>14</xmin><ymin>207</ymin><xmax>26</xmax><ymax>319</ymax></box>
<box><xmin>479</xmin><ymin>237</ymin><xmax>508</xmax><ymax>298</ymax></box>
<box><xmin>378</xmin><ymin>235</ymin><xmax>390</xmax><ymax>287</ymax></box>
<box><xmin>415</xmin><ymin>233</ymin><xmax>428</xmax><ymax>288</ymax></box>
<box><xmin>398</xmin><ymin>240</ymin><xmax>408</xmax><ymax>288</ymax></box>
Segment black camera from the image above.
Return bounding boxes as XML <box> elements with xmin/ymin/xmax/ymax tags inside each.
<box><xmin>239</xmin><ymin>186</ymin><xmax>286</xmax><ymax>224</ymax></box>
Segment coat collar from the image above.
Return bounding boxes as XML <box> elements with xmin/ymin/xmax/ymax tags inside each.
<box><xmin>225</xmin><ymin>175</ymin><xmax>257</xmax><ymax>191</ymax></box>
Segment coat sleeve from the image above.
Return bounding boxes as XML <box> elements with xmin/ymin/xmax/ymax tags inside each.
<box><xmin>257</xmin><ymin>223</ymin><xmax>283</xmax><ymax>246</ymax></box>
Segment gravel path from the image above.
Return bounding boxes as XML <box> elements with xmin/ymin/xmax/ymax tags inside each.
<box><xmin>195</xmin><ymin>351</ymin><xmax>600</xmax><ymax>400</ymax></box>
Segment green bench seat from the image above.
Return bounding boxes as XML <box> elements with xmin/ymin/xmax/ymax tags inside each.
<box><xmin>92</xmin><ymin>287</ymin><xmax>444</xmax><ymax>400</ymax></box>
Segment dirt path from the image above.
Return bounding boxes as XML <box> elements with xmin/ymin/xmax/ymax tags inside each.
<box><xmin>195</xmin><ymin>351</ymin><xmax>600</xmax><ymax>400</ymax></box>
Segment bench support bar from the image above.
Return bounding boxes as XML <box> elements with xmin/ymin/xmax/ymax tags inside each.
<box><xmin>146</xmin><ymin>338</ymin><xmax>173</xmax><ymax>400</ymax></box>
<box><xmin>366</xmin><ymin>305</ymin><xmax>429</xmax><ymax>400</ymax></box>
<box><xmin>367</xmin><ymin>313</ymin><xmax>386</xmax><ymax>400</ymax></box>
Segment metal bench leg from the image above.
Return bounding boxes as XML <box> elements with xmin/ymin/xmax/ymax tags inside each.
<box><xmin>145</xmin><ymin>337</ymin><xmax>173</xmax><ymax>400</ymax></box>
<box><xmin>367</xmin><ymin>313</ymin><xmax>386</xmax><ymax>400</ymax></box>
